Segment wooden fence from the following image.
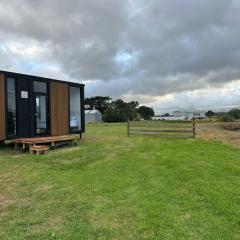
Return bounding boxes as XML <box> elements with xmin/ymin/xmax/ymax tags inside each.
<box><xmin>127</xmin><ymin>120</ymin><xmax>196</xmax><ymax>139</ymax></box>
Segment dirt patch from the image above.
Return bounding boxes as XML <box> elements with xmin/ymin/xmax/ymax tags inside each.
<box><xmin>31</xmin><ymin>215</ymin><xmax>63</xmax><ymax>234</ymax></box>
<box><xmin>88</xmin><ymin>210</ymin><xmax>123</xmax><ymax>231</ymax></box>
<box><xmin>0</xmin><ymin>195</ymin><xmax>14</xmax><ymax>209</ymax></box>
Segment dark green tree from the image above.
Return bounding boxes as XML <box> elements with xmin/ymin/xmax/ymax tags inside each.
<box><xmin>103</xmin><ymin>108</ymin><xmax>128</xmax><ymax>122</ymax></box>
<box><xmin>228</xmin><ymin>108</ymin><xmax>240</xmax><ymax>119</ymax></box>
<box><xmin>114</xmin><ymin>100</ymin><xmax>138</xmax><ymax>121</ymax></box>
<box><xmin>104</xmin><ymin>99</ymin><xmax>139</xmax><ymax>122</ymax></box>
<box><xmin>206</xmin><ymin>110</ymin><xmax>215</xmax><ymax>118</ymax></box>
<box><xmin>85</xmin><ymin>96</ymin><xmax>111</xmax><ymax>114</ymax></box>
<box><xmin>85</xmin><ymin>96</ymin><xmax>140</xmax><ymax>122</ymax></box>
<box><xmin>137</xmin><ymin>106</ymin><xmax>155</xmax><ymax>120</ymax></box>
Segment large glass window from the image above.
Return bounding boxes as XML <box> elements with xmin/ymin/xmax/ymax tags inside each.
<box><xmin>35</xmin><ymin>95</ymin><xmax>47</xmax><ymax>134</ymax></box>
<box><xmin>7</xmin><ymin>78</ymin><xmax>16</xmax><ymax>136</ymax></box>
<box><xmin>33</xmin><ymin>81</ymin><xmax>48</xmax><ymax>135</ymax></box>
<box><xmin>70</xmin><ymin>86</ymin><xmax>81</xmax><ymax>132</ymax></box>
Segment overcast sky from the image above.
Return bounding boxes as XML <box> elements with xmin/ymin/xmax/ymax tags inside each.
<box><xmin>0</xmin><ymin>0</ymin><xmax>240</xmax><ymax>113</ymax></box>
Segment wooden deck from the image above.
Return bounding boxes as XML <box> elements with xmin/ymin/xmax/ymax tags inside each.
<box><xmin>12</xmin><ymin>134</ymin><xmax>80</xmax><ymax>152</ymax></box>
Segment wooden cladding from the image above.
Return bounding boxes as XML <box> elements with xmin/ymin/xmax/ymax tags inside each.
<box><xmin>50</xmin><ymin>82</ymin><xmax>69</xmax><ymax>136</ymax></box>
<box><xmin>0</xmin><ymin>74</ymin><xmax>6</xmax><ymax>140</ymax></box>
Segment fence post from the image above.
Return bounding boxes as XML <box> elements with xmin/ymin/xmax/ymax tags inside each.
<box><xmin>193</xmin><ymin>118</ymin><xmax>196</xmax><ymax>139</ymax></box>
<box><xmin>127</xmin><ymin>121</ymin><xmax>130</xmax><ymax>137</ymax></box>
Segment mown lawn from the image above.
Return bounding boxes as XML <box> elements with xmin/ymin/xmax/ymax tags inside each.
<box><xmin>1</xmin><ymin>123</ymin><xmax>240</xmax><ymax>239</ymax></box>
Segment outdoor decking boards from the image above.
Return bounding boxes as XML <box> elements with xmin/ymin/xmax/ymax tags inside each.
<box><xmin>12</xmin><ymin>134</ymin><xmax>80</xmax><ymax>151</ymax></box>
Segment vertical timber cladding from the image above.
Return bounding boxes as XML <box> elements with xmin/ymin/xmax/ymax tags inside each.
<box><xmin>0</xmin><ymin>74</ymin><xmax>6</xmax><ymax>140</ymax></box>
<box><xmin>50</xmin><ymin>82</ymin><xmax>69</xmax><ymax>135</ymax></box>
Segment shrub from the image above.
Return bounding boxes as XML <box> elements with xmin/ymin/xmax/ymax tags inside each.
<box><xmin>103</xmin><ymin>109</ymin><xmax>128</xmax><ymax>122</ymax></box>
<box><xmin>228</xmin><ymin>108</ymin><xmax>240</xmax><ymax>119</ymax></box>
<box><xmin>219</xmin><ymin>115</ymin><xmax>234</xmax><ymax>122</ymax></box>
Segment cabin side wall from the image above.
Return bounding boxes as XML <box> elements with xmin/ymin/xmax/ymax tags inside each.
<box><xmin>80</xmin><ymin>86</ymin><xmax>85</xmax><ymax>132</ymax></box>
<box><xmin>50</xmin><ymin>82</ymin><xmax>69</xmax><ymax>136</ymax></box>
<box><xmin>0</xmin><ymin>74</ymin><xmax>6</xmax><ymax>140</ymax></box>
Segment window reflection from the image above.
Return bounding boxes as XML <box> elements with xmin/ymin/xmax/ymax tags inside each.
<box><xmin>35</xmin><ymin>95</ymin><xmax>47</xmax><ymax>134</ymax></box>
<box><xmin>7</xmin><ymin>78</ymin><xmax>16</xmax><ymax>136</ymax></box>
<box><xmin>70</xmin><ymin>86</ymin><xmax>81</xmax><ymax>132</ymax></box>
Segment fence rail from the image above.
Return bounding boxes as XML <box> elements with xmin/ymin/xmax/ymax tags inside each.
<box><xmin>127</xmin><ymin>120</ymin><xmax>196</xmax><ymax>139</ymax></box>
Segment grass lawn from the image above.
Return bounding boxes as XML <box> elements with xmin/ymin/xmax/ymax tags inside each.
<box><xmin>1</xmin><ymin>123</ymin><xmax>240</xmax><ymax>239</ymax></box>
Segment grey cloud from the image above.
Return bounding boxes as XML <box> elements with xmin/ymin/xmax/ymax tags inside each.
<box><xmin>0</xmin><ymin>0</ymin><xmax>240</xmax><ymax>103</ymax></box>
<box><xmin>151</xmin><ymin>81</ymin><xmax>240</xmax><ymax>114</ymax></box>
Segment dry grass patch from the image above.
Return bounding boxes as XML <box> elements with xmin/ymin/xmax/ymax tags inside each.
<box><xmin>31</xmin><ymin>215</ymin><xmax>63</xmax><ymax>235</ymax></box>
<box><xmin>34</xmin><ymin>184</ymin><xmax>55</xmax><ymax>193</ymax></box>
<box><xmin>0</xmin><ymin>195</ymin><xmax>15</xmax><ymax>209</ymax></box>
<box><xmin>197</xmin><ymin>122</ymin><xmax>240</xmax><ymax>148</ymax></box>
<box><xmin>221</xmin><ymin>122</ymin><xmax>240</xmax><ymax>131</ymax></box>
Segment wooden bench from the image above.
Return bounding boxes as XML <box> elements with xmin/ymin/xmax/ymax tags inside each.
<box><xmin>30</xmin><ymin>145</ymin><xmax>49</xmax><ymax>155</ymax></box>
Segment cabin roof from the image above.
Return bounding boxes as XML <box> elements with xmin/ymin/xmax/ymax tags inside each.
<box><xmin>0</xmin><ymin>70</ymin><xmax>85</xmax><ymax>87</ymax></box>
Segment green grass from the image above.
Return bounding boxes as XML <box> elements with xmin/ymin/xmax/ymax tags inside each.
<box><xmin>1</xmin><ymin>123</ymin><xmax>240</xmax><ymax>239</ymax></box>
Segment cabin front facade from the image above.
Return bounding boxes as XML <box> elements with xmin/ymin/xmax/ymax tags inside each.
<box><xmin>0</xmin><ymin>70</ymin><xmax>85</xmax><ymax>141</ymax></box>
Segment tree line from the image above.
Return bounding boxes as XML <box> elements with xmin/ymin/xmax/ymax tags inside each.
<box><xmin>206</xmin><ymin>108</ymin><xmax>240</xmax><ymax>121</ymax></box>
<box><xmin>85</xmin><ymin>96</ymin><xmax>155</xmax><ymax>122</ymax></box>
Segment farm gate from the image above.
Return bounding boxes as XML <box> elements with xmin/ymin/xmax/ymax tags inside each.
<box><xmin>127</xmin><ymin>120</ymin><xmax>196</xmax><ymax>139</ymax></box>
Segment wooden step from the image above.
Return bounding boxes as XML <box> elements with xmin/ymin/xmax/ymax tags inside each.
<box><xmin>30</xmin><ymin>145</ymin><xmax>49</xmax><ymax>155</ymax></box>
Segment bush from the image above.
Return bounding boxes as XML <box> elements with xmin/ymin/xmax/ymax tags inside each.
<box><xmin>103</xmin><ymin>109</ymin><xmax>128</xmax><ymax>122</ymax></box>
<box><xmin>137</xmin><ymin>106</ymin><xmax>155</xmax><ymax>120</ymax></box>
<box><xmin>219</xmin><ymin>115</ymin><xmax>234</xmax><ymax>122</ymax></box>
<box><xmin>206</xmin><ymin>110</ymin><xmax>215</xmax><ymax>118</ymax></box>
<box><xmin>228</xmin><ymin>108</ymin><xmax>240</xmax><ymax>119</ymax></box>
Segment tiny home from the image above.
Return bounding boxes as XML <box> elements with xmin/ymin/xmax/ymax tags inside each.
<box><xmin>0</xmin><ymin>70</ymin><xmax>85</xmax><ymax>141</ymax></box>
<box><xmin>85</xmin><ymin>109</ymin><xmax>102</xmax><ymax>124</ymax></box>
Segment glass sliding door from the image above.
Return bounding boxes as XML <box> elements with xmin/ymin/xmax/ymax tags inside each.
<box><xmin>35</xmin><ymin>95</ymin><xmax>48</xmax><ymax>134</ymax></box>
<box><xmin>69</xmin><ymin>86</ymin><xmax>81</xmax><ymax>133</ymax></box>
<box><xmin>7</xmin><ymin>77</ymin><xmax>17</xmax><ymax>137</ymax></box>
<box><xmin>33</xmin><ymin>81</ymin><xmax>49</xmax><ymax>135</ymax></box>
